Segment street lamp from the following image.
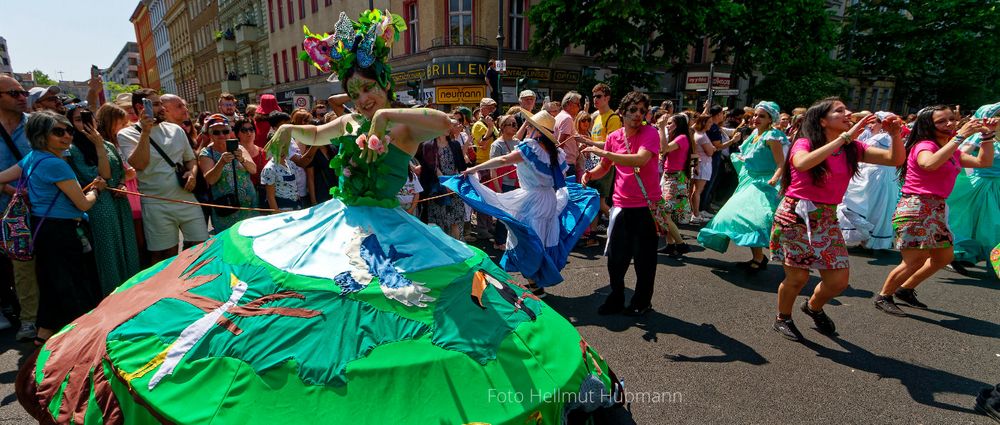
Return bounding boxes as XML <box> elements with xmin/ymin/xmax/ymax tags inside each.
<box><xmin>496</xmin><ymin>0</ymin><xmax>504</xmax><ymax>106</ymax></box>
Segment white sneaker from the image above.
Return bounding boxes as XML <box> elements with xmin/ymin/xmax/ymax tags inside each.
<box><xmin>689</xmin><ymin>215</ymin><xmax>703</xmax><ymax>225</ymax></box>
<box><xmin>700</xmin><ymin>211</ymin><xmax>715</xmax><ymax>219</ymax></box>
<box><xmin>16</xmin><ymin>321</ymin><xmax>36</xmax><ymax>342</ymax></box>
<box><xmin>0</xmin><ymin>314</ymin><xmax>10</xmax><ymax>331</ymax></box>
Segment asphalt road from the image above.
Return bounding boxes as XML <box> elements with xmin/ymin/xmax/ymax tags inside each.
<box><xmin>1</xmin><ymin>224</ymin><xmax>998</xmax><ymax>424</ymax></box>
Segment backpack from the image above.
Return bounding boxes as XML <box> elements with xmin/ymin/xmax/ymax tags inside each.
<box><xmin>1</xmin><ymin>156</ymin><xmax>62</xmax><ymax>261</ymax></box>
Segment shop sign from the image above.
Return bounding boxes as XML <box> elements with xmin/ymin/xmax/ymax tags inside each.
<box><xmin>685</xmin><ymin>72</ymin><xmax>731</xmax><ymax>90</ymax></box>
<box><xmin>391</xmin><ymin>68</ymin><xmax>426</xmax><ymax>84</ymax></box>
<box><xmin>392</xmin><ymin>61</ymin><xmax>581</xmax><ymax>84</ymax></box>
<box><xmin>425</xmin><ymin>62</ymin><xmax>490</xmax><ymax>79</ymax></box>
<box><xmin>436</xmin><ymin>85</ymin><xmax>487</xmax><ymax>104</ymax></box>
<box><xmin>552</xmin><ymin>70</ymin><xmax>580</xmax><ymax>83</ymax></box>
<box><xmin>276</xmin><ymin>87</ymin><xmax>310</xmax><ymax>102</ymax></box>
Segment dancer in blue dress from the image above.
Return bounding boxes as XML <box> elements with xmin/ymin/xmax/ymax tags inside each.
<box><xmin>444</xmin><ymin>111</ymin><xmax>600</xmax><ymax>296</ymax></box>
<box><xmin>947</xmin><ymin>102</ymin><xmax>1000</xmax><ymax>273</ymax></box>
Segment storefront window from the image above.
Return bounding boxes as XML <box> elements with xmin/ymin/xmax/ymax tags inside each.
<box><xmin>449</xmin><ymin>0</ymin><xmax>472</xmax><ymax>45</ymax></box>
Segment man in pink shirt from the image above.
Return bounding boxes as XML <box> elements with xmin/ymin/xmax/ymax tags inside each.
<box><xmin>554</xmin><ymin>91</ymin><xmax>583</xmax><ymax>179</ymax></box>
<box><xmin>581</xmin><ymin>91</ymin><xmax>660</xmax><ymax>317</ymax></box>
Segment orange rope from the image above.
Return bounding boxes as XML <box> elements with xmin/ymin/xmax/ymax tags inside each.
<box><xmin>106</xmin><ymin>187</ymin><xmax>282</xmax><ymax>213</ymax></box>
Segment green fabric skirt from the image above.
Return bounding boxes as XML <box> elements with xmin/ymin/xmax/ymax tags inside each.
<box><xmin>698</xmin><ymin>158</ymin><xmax>779</xmax><ymax>253</ymax></box>
<box><xmin>947</xmin><ymin>172</ymin><xmax>1000</xmax><ymax>263</ymax></box>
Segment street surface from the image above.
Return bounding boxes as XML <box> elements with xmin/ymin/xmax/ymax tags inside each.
<box><xmin>1</xmin><ymin>225</ymin><xmax>997</xmax><ymax>424</ymax></box>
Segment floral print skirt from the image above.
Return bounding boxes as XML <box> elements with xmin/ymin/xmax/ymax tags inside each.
<box><xmin>990</xmin><ymin>243</ymin><xmax>1000</xmax><ymax>276</ymax></box>
<box><xmin>770</xmin><ymin>197</ymin><xmax>849</xmax><ymax>270</ymax></box>
<box><xmin>893</xmin><ymin>194</ymin><xmax>953</xmax><ymax>250</ymax></box>
<box><xmin>660</xmin><ymin>172</ymin><xmax>690</xmax><ymax>225</ymax></box>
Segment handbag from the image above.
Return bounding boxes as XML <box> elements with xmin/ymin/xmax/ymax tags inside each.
<box><xmin>1</xmin><ymin>157</ymin><xmax>63</xmax><ymax>260</ymax></box>
<box><xmin>621</xmin><ymin>132</ymin><xmax>672</xmax><ymax>236</ymax></box>
<box><xmin>206</xmin><ymin>149</ymin><xmax>241</xmax><ymax>217</ymax></box>
<box><xmin>136</xmin><ymin>125</ymin><xmax>207</xmax><ymax>194</ymax></box>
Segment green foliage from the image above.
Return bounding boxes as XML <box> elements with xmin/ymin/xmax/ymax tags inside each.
<box><xmin>105</xmin><ymin>81</ymin><xmax>141</xmax><ymax>101</ymax></box>
<box><xmin>750</xmin><ymin>58</ymin><xmax>849</xmax><ymax>110</ymax></box>
<box><xmin>528</xmin><ymin>0</ymin><xmax>842</xmax><ymax>105</ymax></box>
<box><xmin>842</xmin><ymin>0</ymin><xmax>1000</xmax><ymax>108</ymax></box>
<box><xmin>31</xmin><ymin>70</ymin><xmax>57</xmax><ymax>86</ymax></box>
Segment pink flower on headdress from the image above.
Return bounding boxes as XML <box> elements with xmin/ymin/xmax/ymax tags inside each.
<box><xmin>367</xmin><ymin>134</ymin><xmax>386</xmax><ymax>154</ymax></box>
<box><xmin>342</xmin><ymin>167</ymin><xmax>352</xmax><ymax>177</ymax></box>
<box><xmin>303</xmin><ymin>36</ymin><xmax>332</xmax><ymax>72</ymax></box>
<box><xmin>376</xmin><ymin>12</ymin><xmax>395</xmax><ymax>48</ymax></box>
<box><xmin>356</xmin><ymin>134</ymin><xmax>368</xmax><ymax>150</ymax></box>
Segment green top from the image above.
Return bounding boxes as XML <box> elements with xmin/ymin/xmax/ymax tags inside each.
<box><xmin>324</xmin><ymin>119</ymin><xmax>410</xmax><ymax>208</ymax></box>
<box><xmin>739</xmin><ymin>128</ymin><xmax>789</xmax><ymax>176</ymax></box>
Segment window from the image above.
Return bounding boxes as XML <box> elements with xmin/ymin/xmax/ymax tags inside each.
<box><xmin>508</xmin><ymin>0</ymin><xmax>525</xmax><ymax>50</ymax></box>
<box><xmin>268</xmin><ymin>0</ymin><xmax>275</xmax><ymax>32</ymax></box>
<box><xmin>405</xmin><ymin>1</ymin><xmax>418</xmax><ymax>54</ymax></box>
<box><xmin>273</xmin><ymin>52</ymin><xmax>280</xmax><ymax>84</ymax></box>
<box><xmin>448</xmin><ymin>0</ymin><xmax>472</xmax><ymax>45</ymax></box>
<box><xmin>277</xmin><ymin>0</ymin><xmax>284</xmax><ymax>29</ymax></box>
<box><xmin>299</xmin><ymin>0</ymin><xmax>305</xmax><ymax>18</ymax></box>
<box><xmin>325</xmin><ymin>0</ymin><xmax>331</xmax><ymax>6</ymax></box>
<box><xmin>282</xmin><ymin>49</ymin><xmax>289</xmax><ymax>83</ymax></box>
<box><xmin>287</xmin><ymin>0</ymin><xmax>294</xmax><ymax>24</ymax></box>
<box><xmin>292</xmin><ymin>46</ymin><xmax>300</xmax><ymax>80</ymax></box>
<box><xmin>311</xmin><ymin>0</ymin><xmax>318</xmax><ymax>13</ymax></box>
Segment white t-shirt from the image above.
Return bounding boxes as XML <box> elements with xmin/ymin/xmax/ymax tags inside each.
<box><xmin>694</xmin><ymin>131</ymin><xmax>713</xmax><ymax>162</ymax></box>
<box><xmin>117</xmin><ymin>122</ymin><xmax>197</xmax><ymax>204</ymax></box>
<box><xmin>396</xmin><ymin>173</ymin><xmax>424</xmax><ymax>208</ymax></box>
<box><xmin>260</xmin><ymin>159</ymin><xmax>299</xmax><ymax>203</ymax></box>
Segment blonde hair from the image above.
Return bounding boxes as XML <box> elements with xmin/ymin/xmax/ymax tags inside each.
<box><xmin>96</xmin><ymin>103</ymin><xmax>128</xmax><ymax>143</ymax></box>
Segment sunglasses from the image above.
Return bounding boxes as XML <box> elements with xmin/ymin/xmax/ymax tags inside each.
<box><xmin>580</xmin><ymin>118</ymin><xmax>592</xmax><ymax>123</ymax></box>
<box><xmin>502</xmin><ymin>122</ymin><xmax>518</xmax><ymax>127</ymax></box>
<box><xmin>239</xmin><ymin>127</ymin><xmax>255</xmax><ymax>133</ymax></box>
<box><xmin>50</xmin><ymin>126</ymin><xmax>75</xmax><ymax>137</ymax></box>
<box><xmin>182</xmin><ymin>120</ymin><xmax>192</xmax><ymax>126</ymax></box>
<box><xmin>210</xmin><ymin>129</ymin><xmax>231</xmax><ymax>136</ymax></box>
<box><xmin>626</xmin><ymin>106</ymin><xmax>649</xmax><ymax>115</ymax></box>
<box><xmin>592</xmin><ymin>94</ymin><xmax>605</xmax><ymax>99</ymax></box>
<box><xmin>1</xmin><ymin>90</ymin><xmax>30</xmax><ymax>98</ymax></box>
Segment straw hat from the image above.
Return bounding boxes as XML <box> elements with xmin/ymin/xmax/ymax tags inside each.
<box><xmin>518</xmin><ymin>110</ymin><xmax>557</xmax><ymax>142</ymax></box>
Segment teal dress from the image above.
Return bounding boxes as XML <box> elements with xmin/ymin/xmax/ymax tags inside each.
<box><xmin>698</xmin><ymin>128</ymin><xmax>789</xmax><ymax>252</ymax></box>
<box><xmin>19</xmin><ymin>124</ymin><xmax>621</xmax><ymax>424</ymax></box>
<box><xmin>199</xmin><ymin>147</ymin><xmax>259</xmax><ymax>234</ymax></box>
<box><xmin>68</xmin><ymin>142</ymin><xmax>140</xmax><ymax>295</ymax></box>
<box><xmin>946</xmin><ymin>141</ymin><xmax>1000</xmax><ymax>263</ymax></box>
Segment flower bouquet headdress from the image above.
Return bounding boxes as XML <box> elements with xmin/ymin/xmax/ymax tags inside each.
<box><xmin>300</xmin><ymin>9</ymin><xmax>406</xmax><ymax>99</ymax></box>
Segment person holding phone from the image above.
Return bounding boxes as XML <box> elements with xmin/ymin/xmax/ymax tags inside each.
<box><xmin>65</xmin><ymin>104</ymin><xmax>139</xmax><ymax>295</ymax></box>
<box><xmin>197</xmin><ymin>114</ymin><xmax>258</xmax><ymax>233</ymax></box>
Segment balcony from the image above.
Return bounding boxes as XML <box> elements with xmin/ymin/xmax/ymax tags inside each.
<box><xmin>235</xmin><ymin>25</ymin><xmax>260</xmax><ymax>46</ymax></box>
<box><xmin>240</xmin><ymin>73</ymin><xmax>265</xmax><ymax>91</ymax></box>
<box><xmin>221</xmin><ymin>79</ymin><xmax>241</xmax><ymax>93</ymax></box>
<box><xmin>216</xmin><ymin>39</ymin><xmax>236</xmax><ymax>55</ymax></box>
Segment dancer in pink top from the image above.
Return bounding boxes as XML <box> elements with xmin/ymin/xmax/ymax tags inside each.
<box><xmin>769</xmin><ymin>98</ymin><xmax>905</xmax><ymax>341</ymax></box>
<box><xmin>874</xmin><ymin>105</ymin><xmax>995</xmax><ymax>316</ymax></box>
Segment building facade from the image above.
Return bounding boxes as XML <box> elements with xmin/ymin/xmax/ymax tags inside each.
<box><xmin>166</xmin><ymin>0</ymin><xmax>197</xmax><ymax>102</ymax></box>
<box><xmin>217</xmin><ymin>0</ymin><xmax>272</xmax><ymax>106</ymax></box>
<box><xmin>0</xmin><ymin>37</ymin><xmax>12</xmax><ymax>74</ymax></box>
<box><xmin>130</xmin><ymin>2</ymin><xmax>159</xmax><ymax>90</ymax></box>
<box><xmin>106</xmin><ymin>42</ymin><xmax>142</xmax><ymax>86</ymax></box>
<box><xmin>149</xmin><ymin>0</ymin><xmax>175</xmax><ymax>94</ymax></box>
<box><xmin>190</xmin><ymin>0</ymin><xmax>222</xmax><ymax>111</ymax></box>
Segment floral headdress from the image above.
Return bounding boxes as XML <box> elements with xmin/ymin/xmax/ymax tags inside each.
<box><xmin>300</xmin><ymin>9</ymin><xmax>406</xmax><ymax>99</ymax></box>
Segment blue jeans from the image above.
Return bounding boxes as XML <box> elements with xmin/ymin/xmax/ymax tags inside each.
<box><xmin>699</xmin><ymin>152</ymin><xmax>722</xmax><ymax>212</ymax></box>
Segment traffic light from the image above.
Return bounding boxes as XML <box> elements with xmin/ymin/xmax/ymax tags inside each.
<box><xmin>406</xmin><ymin>81</ymin><xmax>420</xmax><ymax>101</ymax></box>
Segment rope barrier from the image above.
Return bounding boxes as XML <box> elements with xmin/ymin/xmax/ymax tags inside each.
<box><xmin>105</xmin><ymin>187</ymin><xmax>282</xmax><ymax>213</ymax></box>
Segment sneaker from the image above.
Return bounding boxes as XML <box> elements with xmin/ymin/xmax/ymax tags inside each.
<box><xmin>623</xmin><ymin>304</ymin><xmax>652</xmax><ymax>316</ymax></box>
<box><xmin>15</xmin><ymin>321</ymin><xmax>36</xmax><ymax>341</ymax></box>
<box><xmin>595</xmin><ymin>224</ymin><xmax>608</xmax><ymax>233</ymax></box>
<box><xmin>699</xmin><ymin>211</ymin><xmax>715</xmax><ymax>219</ymax></box>
<box><xmin>773</xmin><ymin>316</ymin><xmax>803</xmax><ymax>341</ymax></box>
<box><xmin>874</xmin><ymin>295</ymin><xmax>907</xmax><ymax>317</ymax></box>
<box><xmin>597</xmin><ymin>297</ymin><xmax>625</xmax><ymax>315</ymax></box>
<box><xmin>975</xmin><ymin>386</ymin><xmax>1000</xmax><ymax>423</ymax></box>
<box><xmin>0</xmin><ymin>314</ymin><xmax>11</xmax><ymax>331</ymax></box>
<box><xmin>894</xmin><ymin>288</ymin><xmax>928</xmax><ymax>309</ymax></box>
<box><xmin>800</xmin><ymin>301</ymin><xmax>837</xmax><ymax>335</ymax></box>
<box><xmin>657</xmin><ymin>244</ymin><xmax>677</xmax><ymax>255</ymax></box>
<box><xmin>689</xmin><ymin>215</ymin><xmax>704</xmax><ymax>225</ymax></box>
<box><xmin>674</xmin><ymin>244</ymin><xmax>691</xmax><ymax>255</ymax></box>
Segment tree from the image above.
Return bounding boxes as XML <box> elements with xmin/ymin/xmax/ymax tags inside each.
<box><xmin>529</xmin><ymin>0</ymin><xmax>846</xmax><ymax>109</ymax></box>
<box><xmin>842</xmin><ymin>0</ymin><xmax>1000</xmax><ymax>110</ymax></box>
<box><xmin>104</xmin><ymin>81</ymin><xmax>142</xmax><ymax>101</ymax></box>
<box><xmin>31</xmin><ymin>69</ymin><xmax>57</xmax><ymax>86</ymax></box>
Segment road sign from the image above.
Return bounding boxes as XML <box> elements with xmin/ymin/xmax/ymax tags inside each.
<box><xmin>714</xmin><ymin>89</ymin><xmax>740</xmax><ymax>96</ymax></box>
<box><xmin>292</xmin><ymin>95</ymin><xmax>311</xmax><ymax>109</ymax></box>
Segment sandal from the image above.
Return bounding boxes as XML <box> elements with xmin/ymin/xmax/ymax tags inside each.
<box><xmin>740</xmin><ymin>257</ymin><xmax>768</xmax><ymax>273</ymax></box>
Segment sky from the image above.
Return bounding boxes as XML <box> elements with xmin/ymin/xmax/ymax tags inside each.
<box><xmin>3</xmin><ymin>0</ymin><xmax>140</xmax><ymax>82</ymax></box>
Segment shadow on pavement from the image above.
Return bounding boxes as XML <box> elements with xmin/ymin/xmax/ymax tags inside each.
<box><xmin>802</xmin><ymin>336</ymin><xmax>987</xmax><ymax>415</ymax></box>
<box><xmin>901</xmin><ymin>307</ymin><xmax>1000</xmax><ymax>339</ymax></box>
<box><xmin>545</xmin><ymin>290</ymin><xmax>768</xmax><ymax>367</ymax></box>
<box><xmin>0</xmin><ymin>326</ymin><xmax>38</xmax><ymax>409</ymax></box>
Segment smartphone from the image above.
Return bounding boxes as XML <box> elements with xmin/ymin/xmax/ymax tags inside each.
<box><xmin>143</xmin><ymin>98</ymin><xmax>154</xmax><ymax>120</ymax></box>
<box><xmin>80</xmin><ymin>109</ymin><xmax>94</xmax><ymax>126</ymax></box>
<box><xmin>225</xmin><ymin>138</ymin><xmax>239</xmax><ymax>153</ymax></box>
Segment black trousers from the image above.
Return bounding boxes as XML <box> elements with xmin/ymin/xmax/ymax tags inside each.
<box><xmin>606</xmin><ymin>207</ymin><xmax>658</xmax><ymax>308</ymax></box>
<box><xmin>31</xmin><ymin>217</ymin><xmax>102</xmax><ymax>331</ymax></box>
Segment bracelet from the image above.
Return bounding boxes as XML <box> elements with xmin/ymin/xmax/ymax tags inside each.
<box><xmin>839</xmin><ymin>132</ymin><xmax>851</xmax><ymax>145</ymax></box>
<box><xmin>951</xmin><ymin>135</ymin><xmax>967</xmax><ymax>144</ymax></box>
